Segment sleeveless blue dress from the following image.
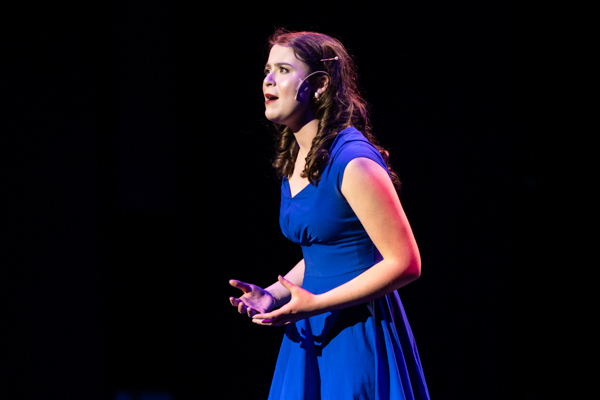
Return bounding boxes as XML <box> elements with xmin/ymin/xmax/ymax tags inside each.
<box><xmin>268</xmin><ymin>127</ymin><xmax>430</xmax><ymax>400</ymax></box>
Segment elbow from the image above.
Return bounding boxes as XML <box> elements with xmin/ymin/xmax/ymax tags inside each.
<box><xmin>384</xmin><ymin>250</ymin><xmax>421</xmax><ymax>289</ymax></box>
<box><xmin>399</xmin><ymin>256</ymin><xmax>421</xmax><ymax>285</ymax></box>
<box><xmin>405</xmin><ymin>260</ymin><xmax>421</xmax><ymax>282</ymax></box>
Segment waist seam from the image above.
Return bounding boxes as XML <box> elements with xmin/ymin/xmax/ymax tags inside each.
<box><xmin>304</xmin><ymin>266</ymin><xmax>371</xmax><ymax>279</ymax></box>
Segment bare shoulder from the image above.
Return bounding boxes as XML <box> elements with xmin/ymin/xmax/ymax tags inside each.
<box><xmin>341</xmin><ymin>157</ymin><xmax>396</xmax><ymax>200</ymax></box>
<box><xmin>340</xmin><ymin>157</ymin><xmax>417</xmax><ymax>267</ymax></box>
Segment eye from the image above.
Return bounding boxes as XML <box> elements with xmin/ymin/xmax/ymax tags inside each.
<box><xmin>264</xmin><ymin>68</ymin><xmax>271</xmax><ymax>76</ymax></box>
<box><xmin>279</xmin><ymin>67</ymin><xmax>289</xmax><ymax>73</ymax></box>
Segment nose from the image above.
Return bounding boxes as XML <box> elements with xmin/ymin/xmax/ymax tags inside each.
<box><xmin>264</xmin><ymin>71</ymin><xmax>275</xmax><ymax>88</ymax></box>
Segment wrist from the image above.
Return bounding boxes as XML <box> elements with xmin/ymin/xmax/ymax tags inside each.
<box><xmin>265</xmin><ymin>288</ymin><xmax>282</xmax><ymax>309</ymax></box>
<box><xmin>265</xmin><ymin>288</ymin><xmax>277</xmax><ymax>301</ymax></box>
<box><xmin>312</xmin><ymin>293</ymin><xmax>330</xmax><ymax>314</ymax></box>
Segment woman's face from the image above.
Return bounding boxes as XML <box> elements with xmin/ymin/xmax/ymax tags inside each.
<box><xmin>263</xmin><ymin>44</ymin><xmax>313</xmax><ymax>131</ymax></box>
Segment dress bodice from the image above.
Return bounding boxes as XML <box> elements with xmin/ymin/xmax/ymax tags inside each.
<box><xmin>279</xmin><ymin>127</ymin><xmax>389</xmax><ymax>280</ymax></box>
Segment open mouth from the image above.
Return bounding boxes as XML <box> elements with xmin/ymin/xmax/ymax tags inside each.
<box><xmin>265</xmin><ymin>94</ymin><xmax>278</xmax><ymax>103</ymax></box>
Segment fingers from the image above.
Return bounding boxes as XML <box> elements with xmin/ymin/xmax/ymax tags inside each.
<box><xmin>230</xmin><ymin>296</ymin><xmax>248</xmax><ymax>314</ymax></box>
<box><xmin>230</xmin><ymin>296</ymin><xmax>257</xmax><ymax>317</ymax></box>
<box><xmin>229</xmin><ymin>281</ymin><xmax>251</xmax><ymax>315</ymax></box>
<box><xmin>252</xmin><ymin>314</ymin><xmax>287</xmax><ymax>326</ymax></box>
<box><xmin>253</xmin><ymin>307</ymin><xmax>280</xmax><ymax>321</ymax></box>
<box><xmin>229</xmin><ymin>279</ymin><xmax>252</xmax><ymax>293</ymax></box>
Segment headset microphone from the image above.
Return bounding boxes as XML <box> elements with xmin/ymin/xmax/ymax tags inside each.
<box><xmin>294</xmin><ymin>71</ymin><xmax>330</xmax><ymax>101</ymax></box>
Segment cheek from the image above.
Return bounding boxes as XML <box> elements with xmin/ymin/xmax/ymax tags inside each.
<box><xmin>279</xmin><ymin>79</ymin><xmax>291</xmax><ymax>90</ymax></box>
<box><xmin>279</xmin><ymin>76</ymin><xmax>299</xmax><ymax>94</ymax></box>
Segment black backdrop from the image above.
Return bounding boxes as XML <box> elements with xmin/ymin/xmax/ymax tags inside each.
<box><xmin>4</xmin><ymin>1</ymin><xmax>552</xmax><ymax>399</ymax></box>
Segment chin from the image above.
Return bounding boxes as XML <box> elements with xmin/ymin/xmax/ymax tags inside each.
<box><xmin>265</xmin><ymin>112</ymin><xmax>282</xmax><ymax>125</ymax></box>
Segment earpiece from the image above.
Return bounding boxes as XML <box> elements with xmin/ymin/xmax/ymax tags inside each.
<box><xmin>294</xmin><ymin>71</ymin><xmax>330</xmax><ymax>101</ymax></box>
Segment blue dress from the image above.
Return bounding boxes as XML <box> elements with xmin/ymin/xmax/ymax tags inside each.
<box><xmin>268</xmin><ymin>127</ymin><xmax>430</xmax><ymax>400</ymax></box>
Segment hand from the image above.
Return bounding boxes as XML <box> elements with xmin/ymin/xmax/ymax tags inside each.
<box><xmin>229</xmin><ymin>279</ymin><xmax>276</xmax><ymax>317</ymax></box>
<box><xmin>252</xmin><ymin>276</ymin><xmax>320</xmax><ymax>326</ymax></box>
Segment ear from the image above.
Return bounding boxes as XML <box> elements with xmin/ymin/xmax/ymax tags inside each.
<box><xmin>315</xmin><ymin>74</ymin><xmax>329</xmax><ymax>96</ymax></box>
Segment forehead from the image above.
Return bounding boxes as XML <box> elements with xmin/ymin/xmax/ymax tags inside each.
<box><xmin>266</xmin><ymin>44</ymin><xmax>307</xmax><ymax>70</ymax></box>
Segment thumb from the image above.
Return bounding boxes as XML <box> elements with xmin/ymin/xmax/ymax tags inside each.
<box><xmin>229</xmin><ymin>279</ymin><xmax>252</xmax><ymax>293</ymax></box>
<box><xmin>278</xmin><ymin>275</ymin><xmax>296</xmax><ymax>291</ymax></box>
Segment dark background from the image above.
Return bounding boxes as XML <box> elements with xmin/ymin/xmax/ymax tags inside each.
<box><xmin>4</xmin><ymin>1</ymin><xmax>561</xmax><ymax>399</ymax></box>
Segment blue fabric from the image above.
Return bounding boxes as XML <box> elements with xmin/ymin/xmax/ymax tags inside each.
<box><xmin>269</xmin><ymin>127</ymin><xmax>430</xmax><ymax>400</ymax></box>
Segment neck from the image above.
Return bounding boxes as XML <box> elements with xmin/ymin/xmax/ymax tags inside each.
<box><xmin>292</xmin><ymin>119</ymin><xmax>319</xmax><ymax>157</ymax></box>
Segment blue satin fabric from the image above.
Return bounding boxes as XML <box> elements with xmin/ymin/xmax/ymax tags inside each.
<box><xmin>269</xmin><ymin>127</ymin><xmax>430</xmax><ymax>400</ymax></box>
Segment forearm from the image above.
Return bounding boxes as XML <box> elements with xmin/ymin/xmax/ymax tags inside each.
<box><xmin>265</xmin><ymin>259</ymin><xmax>305</xmax><ymax>308</ymax></box>
<box><xmin>317</xmin><ymin>156</ymin><xmax>421</xmax><ymax>313</ymax></box>
<box><xmin>315</xmin><ymin>256</ymin><xmax>420</xmax><ymax>314</ymax></box>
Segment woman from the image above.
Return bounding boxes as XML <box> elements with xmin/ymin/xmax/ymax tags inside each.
<box><xmin>229</xmin><ymin>29</ymin><xmax>430</xmax><ymax>400</ymax></box>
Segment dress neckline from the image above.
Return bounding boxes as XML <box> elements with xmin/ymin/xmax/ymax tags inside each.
<box><xmin>282</xmin><ymin>127</ymin><xmax>359</xmax><ymax>200</ymax></box>
<box><xmin>284</xmin><ymin>176</ymin><xmax>312</xmax><ymax>199</ymax></box>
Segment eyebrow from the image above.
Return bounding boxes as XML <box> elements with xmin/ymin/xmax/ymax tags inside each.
<box><xmin>264</xmin><ymin>62</ymin><xmax>295</xmax><ymax>69</ymax></box>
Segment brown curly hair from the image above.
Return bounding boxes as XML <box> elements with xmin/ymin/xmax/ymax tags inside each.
<box><xmin>268</xmin><ymin>29</ymin><xmax>400</xmax><ymax>190</ymax></box>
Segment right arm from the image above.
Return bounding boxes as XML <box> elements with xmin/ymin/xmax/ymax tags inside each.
<box><xmin>229</xmin><ymin>259</ymin><xmax>305</xmax><ymax>316</ymax></box>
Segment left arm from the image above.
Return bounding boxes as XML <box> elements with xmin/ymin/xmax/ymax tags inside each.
<box><xmin>252</xmin><ymin>157</ymin><xmax>421</xmax><ymax>326</ymax></box>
